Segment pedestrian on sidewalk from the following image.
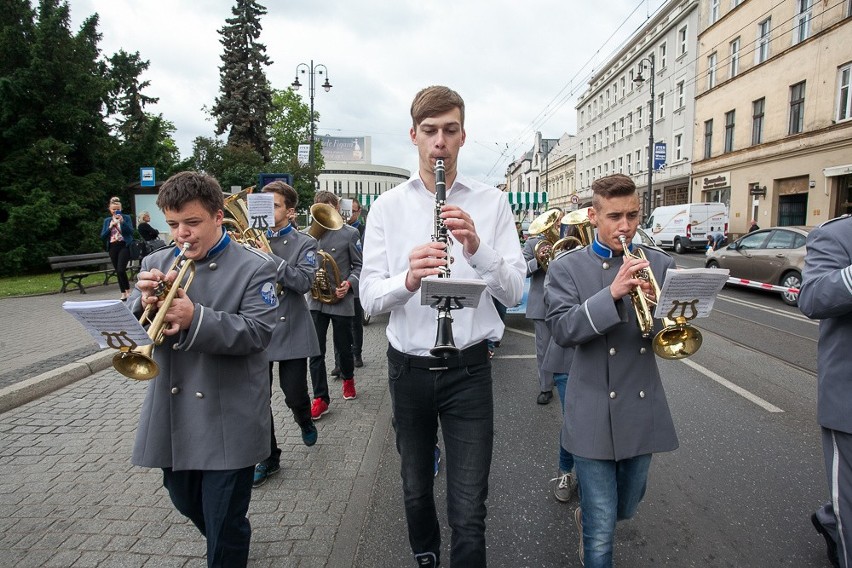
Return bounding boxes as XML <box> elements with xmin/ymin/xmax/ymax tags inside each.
<box><xmin>307</xmin><ymin>191</ymin><xmax>363</xmax><ymax>419</ymax></box>
<box><xmin>545</xmin><ymin>174</ymin><xmax>679</xmax><ymax>567</ymax></box>
<box><xmin>128</xmin><ymin>171</ymin><xmax>278</xmax><ymax>568</ymax></box>
<box><xmin>799</xmin><ymin>214</ymin><xmax>852</xmax><ymax>568</ymax></box>
<box><xmin>252</xmin><ymin>181</ymin><xmax>321</xmax><ymax>488</ymax></box>
<box><xmin>100</xmin><ymin>196</ymin><xmax>134</xmax><ymax>301</ymax></box>
<box><xmin>360</xmin><ymin>85</ymin><xmax>525</xmax><ymax>568</ymax></box>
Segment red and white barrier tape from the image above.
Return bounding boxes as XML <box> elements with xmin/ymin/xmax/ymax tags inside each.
<box><xmin>726</xmin><ymin>277</ymin><xmax>799</xmax><ymax>294</ymax></box>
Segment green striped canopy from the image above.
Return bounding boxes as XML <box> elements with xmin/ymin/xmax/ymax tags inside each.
<box><xmin>506</xmin><ymin>191</ymin><xmax>547</xmax><ymax>211</ymax></box>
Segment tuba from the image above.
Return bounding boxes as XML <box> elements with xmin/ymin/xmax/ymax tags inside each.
<box><xmin>528</xmin><ymin>208</ymin><xmax>593</xmax><ymax>270</ymax></box>
<box><xmin>618</xmin><ymin>235</ymin><xmax>702</xmax><ymax>360</ymax></box>
<box><xmin>223</xmin><ymin>187</ymin><xmax>272</xmax><ymax>250</ymax></box>
<box><xmin>112</xmin><ymin>243</ymin><xmax>196</xmax><ymax>380</ymax></box>
<box><xmin>307</xmin><ymin>203</ymin><xmax>345</xmax><ymax>304</ymax></box>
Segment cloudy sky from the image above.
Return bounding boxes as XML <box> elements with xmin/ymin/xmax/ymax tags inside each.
<box><xmin>68</xmin><ymin>0</ymin><xmax>668</xmax><ymax>185</ymax></box>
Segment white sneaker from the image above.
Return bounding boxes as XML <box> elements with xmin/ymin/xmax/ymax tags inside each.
<box><xmin>551</xmin><ymin>470</ymin><xmax>577</xmax><ymax>502</ymax></box>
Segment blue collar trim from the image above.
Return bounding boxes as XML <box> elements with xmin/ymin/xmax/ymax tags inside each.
<box><xmin>267</xmin><ymin>223</ymin><xmax>294</xmax><ymax>238</ymax></box>
<box><xmin>174</xmin><ymin>228</ymin><xmax>230</xmax><ymax>259</ymax></box>
<box><xmin>591</xmin><ymin>236</ymin><xmax>632</xmax><ymax>258</ymax></box>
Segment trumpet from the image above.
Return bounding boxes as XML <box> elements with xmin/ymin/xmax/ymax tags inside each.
<box><xmin>112</xmin><ymin>243</ymin><xmax>196</xmax><ymax>380</ymax></box>
<box><xmin>618</xmin><ymin>235</ymin><xmax>702</xmax><ymax>360</ymax></box>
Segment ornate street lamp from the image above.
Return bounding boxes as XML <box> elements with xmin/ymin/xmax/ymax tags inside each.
<box><xmin>292</xmin><ymin>60</ymin><xmax>332</xmax><ymax>189</ymax></box>
<box><xmin>633</xmin><ymin>52</ymin><xmax>655</xmax><ymax>219</ymax></box>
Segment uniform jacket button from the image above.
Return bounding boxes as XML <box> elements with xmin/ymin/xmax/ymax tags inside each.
<box><xmin>639</xmin><ymin>390</ymin><xmax>646</xmax><ymax>398</ymax></box>
<box><xmin>640</xmin><ymin>347</ymin><xmax>647</xmax><ymax>354</ymax></box>
<box><xmin>609</xmin><ymin>391</ymin><xmax>617</xmax><ymax>399</ymax></box>
<box><xmin>170</xmin><ymin>387</ymin><xmax>180</xmax><ymax>395</ymax></box>
<box><xmin>279</xmin><ymin>316</ymin><xmax>286</xmax><ymax>322</ymax></box>
<box><xmin>609</xmin><ymin>347</ymin><xmax>617</xmax><ymax>356</ymax></box>
<box><xmin>209</xmin><ymin>262</ymin><xmax>218</xmax><ymax>270</ymax></box>
<box><xmin>195</xmin><ymin>392</ymin><xmax>204</xmax><ymax>399</ymax></box>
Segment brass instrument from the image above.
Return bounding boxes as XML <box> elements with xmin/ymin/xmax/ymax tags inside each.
<box><xmin>618</xmin><ymin>235</ymin><xmax>702</xmax><ymax>360</ymax></box>
<box><xmin>528</xmin><ymin>208</ymin><xmax>593</xmax><ymax>270</ymax></box>
<box><xmin>307</xmin><ymin>203</ymin><xmax>345</xmax><ymax>304</ymax></box>
<box><xmin>112</xmin><ymin>243</ymin><xmax>196</xmax><ymax>380</ymax></box>
<box><xmin>430</xmin><ymin>158</ymin><xmax>460</xmax><ymax>358</ymax></box>
<box><xmin>223</xmin><ymin>187</ymin><xmax>272</xmax><ymax>250</ymax></box>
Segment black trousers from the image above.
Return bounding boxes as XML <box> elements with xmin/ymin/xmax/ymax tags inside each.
<box><xmin>108</xmin><ymin>240</ymin><xmax>130</xmax><ymax>292</ymax></box>
<box><xmin>162</xmin><ymin>466</ymin><xmax>254</xmax><ymax>568</ymax></box>
<box><xmin>267</xmin><ymin>358</ymin><xmax>311</xmax><ymax>464</ymax></box>
<box><xmin>309</xmin><ymin>310</ymin><xmax>354</xmax><ymax>403</ymax></box>
<box><xmin>334</xmin><ymin>298</ymin><xmax>365</xmax><ymax>366</ymax></box>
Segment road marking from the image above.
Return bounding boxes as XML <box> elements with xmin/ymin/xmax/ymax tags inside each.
<box><xmin>679</xmin><ymin>358</ymin><xmax>784</xmax><ymax>413</ymax></box>
<box><xmin>716</xmin><ymin>294</ymin><xmax>817</xmax><ymax>325</ymax></box>
<box><xmin>504</xmin><ymin>326</ymin><xmax>535</xmax><ymax>338</ymax></box>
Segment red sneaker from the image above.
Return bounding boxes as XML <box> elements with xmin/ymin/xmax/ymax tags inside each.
<box><xmin>342</xmin><ymin>378</ymin><xmax>357</xmax><ymax>400</ymax></box>
<box><xmin>311</xmin><ymin>398</ymin><xmax>329</xmax><ymax>420</ymax></box>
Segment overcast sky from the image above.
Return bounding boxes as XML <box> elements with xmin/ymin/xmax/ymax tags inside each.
<box><xmin>68</xmin><ymin>0</ymin><xmax>668</xmax><ymax>186</ymax></box>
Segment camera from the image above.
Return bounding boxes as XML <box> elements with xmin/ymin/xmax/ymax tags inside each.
<box><xmin>115</xmin><ymin>210</ymin><xmax>122</xmax><ymax>216</ymax></box>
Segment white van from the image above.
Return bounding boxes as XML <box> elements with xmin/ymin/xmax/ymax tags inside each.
<box><xmin>645</xmin><ymin>203</ymin><xmax>728</xmax><ymax>253</ymax></box>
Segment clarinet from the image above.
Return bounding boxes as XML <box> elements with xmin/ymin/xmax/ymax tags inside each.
<box><xmin>430</xmin><ymin>159</ymin><xmax>460</xmax><ymax>357</ymax></box>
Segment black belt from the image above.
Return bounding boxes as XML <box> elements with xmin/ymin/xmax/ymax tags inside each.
<box><xmin>387</xmin><ymin>340</ymin><xmax>490</xmax><ymax>371</ymax></box>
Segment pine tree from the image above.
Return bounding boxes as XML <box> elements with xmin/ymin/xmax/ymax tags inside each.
<box><xmin>210</xmin><ymin>0</ymin><xmax>273</xmax><ymax>161</ymax></box>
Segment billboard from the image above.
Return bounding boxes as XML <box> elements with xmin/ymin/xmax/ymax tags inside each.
<box><xmin>320</xmin><ymin>136</ymin><xmax>368</xmax><ymax>163</ymax></box>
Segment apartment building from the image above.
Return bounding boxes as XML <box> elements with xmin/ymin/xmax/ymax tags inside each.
<box><xmin>576</xmin><ymin>0</ymin><xmax>700</xmax><ymax>214</ymax></box>
<box><xmin>504</xmin><ymin>132</ymin><xmax>560</xmax><ymax>220</ymax></box>
<box><xmin>541</xmin><ymin>133</ymin><xmax>578</xmax><ymax>212</ymax></box>
<box><xmin>692</xmin><ymin>0</ymin><xmax>852</xmax><ymax>235</ymax></box>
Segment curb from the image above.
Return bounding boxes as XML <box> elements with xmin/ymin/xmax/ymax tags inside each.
<box><xmin>0</xmin><ymin>350</ymin><xmax>113</xmax><ymax>414</ymax></box>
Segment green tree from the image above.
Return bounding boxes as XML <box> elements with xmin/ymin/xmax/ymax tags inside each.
<box><xmin>267</xmin><ymin>88</ymin><xmax>324</xmax><ymax>207</ymax></box>
<box><xmin>210</xmin><ymin>0</ymin><xmax>272</xmax><ymax>161</ymax></box>
<box><xmin>188</xmin><ymin>137</ymin><xmax>264</xmax><ymax>191</ymax></box>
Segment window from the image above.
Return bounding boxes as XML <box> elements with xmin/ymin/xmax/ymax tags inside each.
<box><xmin>618</xmin><ymin>156</ymin><xmax>623</xmax><ymax>172</ymax></box>
<box><xmin>674</xmin><ymin>132</ymin><xmax>683</xmax><ymax>161</ymax></box>
<box><xmin>579</xmin><ymin>142</ymin><xmax>584</xmax><ymax>158</ymax></box>
<box><xmin>635</xmin><ymin>150</ymin><xmax>642</xmax><ymax>172</ymax></box>
<box><xmin>730</xmin><ymin>38</ymin><xmax>740</xmax><ymax>78</ymax></box>
<box><xmin>659</xmin><ymin>42</ymin><xmax>667</xmax><ymax>69</ymax></box>
<box><xmin>619</xmin><ymin>117</ymin><xmax>625</xmax><ymax>138</ymax></box>
<box><xmin>794</xmin><ymin>0</ymin><xmax>813</xmax><ymax>45</ymax></box>
<box><xmin>605</xmin><ymin>127</ymin><xmax>610</xmax><ymax>146</ymax></box>
<box><xmin>789</xmin><ymin>81</ymin><xmax>806</xmax><ymax>134</ymax></box>
<box><xmin>626</xmin><ymin>154</ymin><xmax>632</xmax><ymax>174</ymax></box>
<box><xmin>620</xmin><ymin>77</ymin><xmax>626</xmax><ymax>98</ymax></box>
<box><xmin>592</xmin><ymin>133</ymin><xmax>597</xmax><ymax>152</ymax></box>
<box><xmin>678</xmin><ymin>26</ymin><xmax>688</xmax><ymax>56</ymax></box>
<box><xmin>838</xmin><ymin>64</ymin><xmax>852</xmax><ymax>122</ymax></box>
<box><xmin>710</xmin><ymin>0</ymin><xmax>720</xmax><ymax>24</ymax></box>
<box><xmin>757</xmin><ymin>18</ymin><xmax>771</xmax><ymax>64</ymax></box>
<box><xmin>704</xmin><ymin>119</ymin><xmax>713</xmax><ymax>159</ymax></box>
<box><xmin>677</xmin><ymin>81</ymin><xmax>685</xmax><ymax>108</ymax></box>
<box><xmin>612</xmin><ymin>121</ymin><xmax>617</xmax><ymax>142</ymax></box>
<box><xmin>580</xmin><ymin>110</ymin><xmax>585</xmax><ymax>125</ymax></box>
<box><xmin>628</xmin><ymin>112</ymin><xmax>633</xmax><ymax>133</ymax></box>
<box><xmin>752</xmin><ymin>97</ymin><xmax>765</xmax><ymax>145</ymax></box>
<box><xmin>593</xmin><ymin>99</ymin><xmax>597</xmax><ymax>116</ymax></box>
<box><xmin>732</xmin><ymin>0</ymin><xmax>742</xmax><ymax>7</ymax></box>
<box><xmin>606</xmin><ymin>88</ymin><xmax>611</xmax><ymax>109</ymax></box>
<box><xmin>724</xmin><ymin>110</ymin><xmax>735</xmax><ymax>153</ymax></box>
<box><xmin>637</xmin><ymin>106</ymin><xmax>643</xmax><ymax>129</ymax></box>
<box><xmin>658</xmin><ymin>92</ymin><xmax>665</xmax><ymax>120</ymax></box>
<box><xmin>708</xmin><ymin>52</ymin><xmax>718</xmax><ymax>89</ymax></box>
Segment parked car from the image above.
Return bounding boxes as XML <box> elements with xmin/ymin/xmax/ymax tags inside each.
<box><xmin>705</xmin><ymin>226</ymin><xmax>812</xmax><ymax>306</ymax></box>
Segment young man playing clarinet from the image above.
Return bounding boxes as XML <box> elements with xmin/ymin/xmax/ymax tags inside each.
<box><xmin>360</xmin><ymin>85</ymin><xmax>525</xmax><ymax>568</ymax></box>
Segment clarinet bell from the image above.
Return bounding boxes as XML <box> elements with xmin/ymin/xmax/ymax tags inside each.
<box><xmin>430</xmin><ymin>312</ymin><xmax>460</xmax><ymax>358</ymax></box>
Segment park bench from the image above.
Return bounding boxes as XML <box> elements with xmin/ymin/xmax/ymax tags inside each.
<box><xmin>48</xmin><ymin>252</ymin><xmax>140</xmax><ymax>293</ymax></box>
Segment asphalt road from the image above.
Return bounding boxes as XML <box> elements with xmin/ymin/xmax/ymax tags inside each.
<box><xmin>353</xmin><ymin>250</ymin><xmax>828</xmax><ymax>567</ymax></box>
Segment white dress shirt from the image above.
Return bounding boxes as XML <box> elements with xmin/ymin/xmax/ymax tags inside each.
<box><xmin>360</xmin><ymin>172</ymin><xmax>525</xmax><ymax>356</ymax></box>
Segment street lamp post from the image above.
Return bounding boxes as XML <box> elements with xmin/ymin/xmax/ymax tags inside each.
<box><xmin>634</xmin><ymin>52</ymin><xmax>655</xmax><ymax>219</ymax></box>
<box><xmin>291</xmin><ymin>60</ymin><xmax>332</xmax><ymax>189</ymax></box>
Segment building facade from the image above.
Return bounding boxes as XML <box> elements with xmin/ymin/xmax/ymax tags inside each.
<box><xmin>541</xmin><ymin>133</ymin><xmax>578</xmax><ymax>212</ymax></box>
<box><xmin>576</xmin><ymin>0</ymin><xmax>700</xmax><ymax>215</ymax></box>
<box><xmin>692</xmin><ymin>0</ymin><xmax>852</xmax><ymax>235</ymax></box>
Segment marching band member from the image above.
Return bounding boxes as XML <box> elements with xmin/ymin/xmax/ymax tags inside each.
<box><xmin>129</xmin><ymin>171</ymin><xmax>278</xmax><ymax>567</ymax></box>
<box><xmin>545</xmin><ymin>174</ymin><xmax>678</xmax><ymax>568</ymax></box>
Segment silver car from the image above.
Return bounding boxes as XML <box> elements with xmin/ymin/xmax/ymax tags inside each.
<box><xmin>705</xmin><ymin>226</ymin><xmax>812</xmax><ymax>306</ymax></box>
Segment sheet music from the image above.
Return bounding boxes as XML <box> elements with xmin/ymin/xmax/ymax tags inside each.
<box><xmin>420</xmin><ymin>277</ymin><xmax>487</xmax><ymax>309</ymax></box>
<box><xmin>62</xmin><ymin>300</ymin><xmax>152</xmax><ymax>349</ymax></box>
<box><xmin>654</xmin><ymin>267</ymin><xmax>729</xmax><ymax>319</ymax></box>
<box><xmin>339</xmin><ymin>198</ymin><xmax>352</xmax><ymax>220</ymax></box>
<box><xmin>246</xmin><ymin>192</ymin><xmax>275</xmax><ymax>233</ymax></box>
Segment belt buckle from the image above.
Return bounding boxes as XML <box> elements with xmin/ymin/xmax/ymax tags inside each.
<box><xmin>428</xmin><ymin>365</ymin><xmax>449</xmax><ymax>371</ymax></box>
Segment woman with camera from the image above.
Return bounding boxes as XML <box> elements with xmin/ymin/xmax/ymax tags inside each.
<box><xmin>100</xmin><ymin>196</ymin><xmax>134</xmax><ymax>301</ymax></box>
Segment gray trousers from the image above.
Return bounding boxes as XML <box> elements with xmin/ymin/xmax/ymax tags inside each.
<box><xmin>816</xmin><ymin>427</ymin><xmax>852</xmax><ymax>568</ymax></box>
<box><xmin>533</xmin><ymin>319</ymin><xmax>554</xmax><ymax>392</ymax></box>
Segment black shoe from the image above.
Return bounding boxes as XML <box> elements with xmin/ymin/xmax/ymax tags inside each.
<box><xmin>301</xmin><ymin>421</ymin><xmax>318</xmax><ymax>446</ymax></box>
<box><xmin>330</xmin><ymin>366</ymin><xmax>341</xmax><ymax>378</ymax></box>
<box><xmin>354</xmin><ymin>356</ymin><xmax>364</xmax><ymax>368</ymax></box>
<box><xmin>537</xmin><ymin>390</ymin><xmax>553</xmax><ymax>405</ymax></box>
<box><xmin>811</xmin><ymin>512</ymin><xmax>840</xmax><ymax>568</ymax></box>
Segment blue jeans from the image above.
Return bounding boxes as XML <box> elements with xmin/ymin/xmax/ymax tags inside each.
<box><xmin>573</xmin><ymin>454</ymin><xmax>653</xmax><ymax>568</ymax></box>
<box><xmin>388</xmin><ymin>346</ymin><xmax>494</xmax><ymax>568</ymax></box>
<box><xmin>553</xmin><ymin>373</ymin><xmax>574</xmax><ymax>473</ymax></box>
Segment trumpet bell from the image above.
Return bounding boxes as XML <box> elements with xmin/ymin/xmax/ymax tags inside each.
<box><xmin>527</xmin><ymin>208</ymin><xmax>562</xmax><ymax>239</ymax></box>
<box><xmin>112</xmin><ymin>346</ymin><xmax>159</xmax><ymax>380</ymax></box>
<box><xmin>652</xmin><ymin>319</ymin><xmax>703</xmax><ymax>360</ymax></box>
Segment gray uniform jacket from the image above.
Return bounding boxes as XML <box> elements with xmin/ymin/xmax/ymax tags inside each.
<box><xmin>523</xmin><ymin>236</ymin><xmax>547</xmax><ymax>320</ymax></box>
<box><xmin>308</xmin><ymin>223</ymin><xmax>363</xmax><ymax>317</ymax></box>
<box><xmin>129</xmin><ymin>234</ymin><xmax>278</xmax><ymax>471</ymax></box>
<box><xmin>798</xmin><ymin>215</ymin><xmax>852</xmax><ymax>434</ymax></box>
<box><xmin>544</xmin><ymin>243</ymin><xmax>679</xmax><ymax>461</ymax></box>
<box><xmin>267</xmin><ymin>226</ymin><xmax>321</xmax><ymax>361</ymax></box>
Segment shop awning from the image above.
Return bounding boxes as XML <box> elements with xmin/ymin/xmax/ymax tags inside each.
<box><xmin>507</xmin><ymin>191</ymin><xmax>547</xmax><ymax>212</ymax></box>
<box><xmin>356</xmin><ymin>193</ymin><xmax>380</xmax><ymax>209</ymax></box>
